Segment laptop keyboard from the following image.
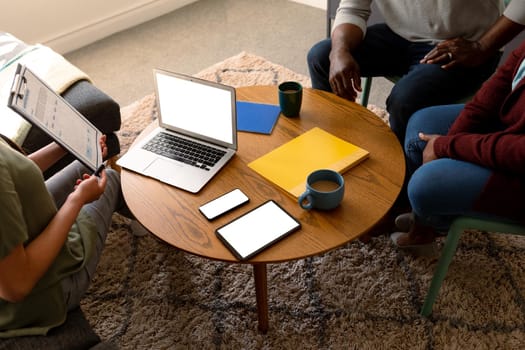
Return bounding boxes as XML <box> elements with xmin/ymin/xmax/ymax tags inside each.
<box><xmin>143</xmin><ymin>132</ymin><xmax>227</xmax><ymax>171</ymax></box>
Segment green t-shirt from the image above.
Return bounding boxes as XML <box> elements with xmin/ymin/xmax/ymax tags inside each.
<box><xmin>0</xmin><ymin>140</ymin><xmax>97</xmax><ymax>337</ymax></box>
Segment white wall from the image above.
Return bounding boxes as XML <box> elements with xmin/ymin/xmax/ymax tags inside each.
<box><xmin>290</xmin><ymin>0</ymin><xmax>325</xmax><ymax>9</ymax></box>
<box><xmin>1</xmin><ymin>0</ymin><xmax>323</xmax><ymax>54</ymax></box>
<box><xmin>0</xmin><ymin>0</ymin><xmax>197</xmax><ymax>54</ymax></box>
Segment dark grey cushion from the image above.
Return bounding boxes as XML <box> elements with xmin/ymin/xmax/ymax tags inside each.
<box><xmin>0</xmin><ymin>308</ymin><xmax>103</xmax><ymax>350</ymax></box>
<box><xmin>61</xmin><ymin>80</ymin><xmax>121</xmax><ymax>134</ymax></box>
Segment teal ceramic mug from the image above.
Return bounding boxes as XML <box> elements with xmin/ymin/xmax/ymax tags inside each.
<box><xmin>298</xmin><ymin>169</ymin><xmax>345</xmax><ymax>210</ymax></box>
<box><xmin>278</xmin><ymin>81</ymin><xmax>303</xmax><ymax>117</ymax></box>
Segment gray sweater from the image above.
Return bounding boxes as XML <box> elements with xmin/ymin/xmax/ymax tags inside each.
<box><xmin>333</xmin><ymin>0</ymin><xmax>525</xmax><ymax>44</ymax></box>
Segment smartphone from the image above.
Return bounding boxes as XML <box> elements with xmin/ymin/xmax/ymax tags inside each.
<box><xmin>199</xmin><ymin>188</ymin><xmax>249</xmax><ymax>220</ymax></box>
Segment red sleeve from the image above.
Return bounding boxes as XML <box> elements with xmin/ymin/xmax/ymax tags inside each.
<box><xmin>447</xmin><ymin>42</ymin><xmax>525</xmax><ymax>135</ymax></box>
<box><xmin>433</xmin><ymin>41</ymin><xmax>525</xmax><ymax>175</ymax></box>
<box><xmin>434</xmin><ymin>132</ymin><xmax>525</xmax><ymax>175</ymax></box>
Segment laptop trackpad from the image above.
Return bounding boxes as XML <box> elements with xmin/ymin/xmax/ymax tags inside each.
<box><xmin>144</xmin><ymin>158</ymin><xmax>182</xmax><ymax>178</ymax></box>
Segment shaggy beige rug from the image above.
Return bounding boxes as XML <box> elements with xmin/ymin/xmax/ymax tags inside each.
<box><xmin>82</xmin><ymin>52</ymin><xmax>525</xmax><ymax>349</ymax></box>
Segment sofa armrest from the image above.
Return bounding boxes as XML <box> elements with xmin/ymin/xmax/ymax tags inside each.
<box><xmin>61</xmin><ymin>80</ymin><xmax>121</xmax><ymax>134</ymax></box>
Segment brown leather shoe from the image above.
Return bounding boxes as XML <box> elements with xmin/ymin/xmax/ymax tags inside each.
<box><xmin>395</xmin><ymin>212</ymin><xmax>415</xmax><ymax>232</ymax></box>
<box><xmin>390</xmin><ymin>231</ymin><xmax>437</xmax><ymax>257</ymax></box>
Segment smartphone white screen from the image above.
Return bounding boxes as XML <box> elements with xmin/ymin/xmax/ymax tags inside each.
<box><xmin>199</xmin><ymin>189</ymin><xmax>249</xmax><ymax>220</ymax></box>
<box><xmin>216</xmin><ymin>200</ymin><xmax>301</xmax><ymax>260</ymax></box>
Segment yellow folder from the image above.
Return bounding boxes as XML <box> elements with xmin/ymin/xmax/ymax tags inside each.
<box><xmin>248</xmin><ymin>127</ymin><xmax>369</xmax><ymax>198</ymax></box>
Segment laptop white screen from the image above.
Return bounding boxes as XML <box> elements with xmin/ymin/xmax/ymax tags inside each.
<box><xmin>155</xmin><ymin>71</ymin><xmax>235</xmax><ymax>145</ymax></box>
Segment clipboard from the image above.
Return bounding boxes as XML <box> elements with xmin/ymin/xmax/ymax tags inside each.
<box><xmin>215</xmin><ymin>200</ymin><xmax>301</xmax><ymax>260</ymax></box>
<box><xmin>7</xmin><ymin>64</ymin><xmax>103</xmax><ymax>173</ymax></box>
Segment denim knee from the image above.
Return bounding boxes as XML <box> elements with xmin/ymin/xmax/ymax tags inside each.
<box><xmin>407</xmin><ymin>169</ymin><xmax>433</xmax><ymax>214</ymax></box>
<box><xmin>386</xmin><ymin>83</ymin><xmax>419</xmax><ymax>144</ymax></box>
<box><xmin>307</xmin><ymin>39</ymin><xmax>332</xmax><ymax>91</ymax></box>
<box><xmin>408</xmin><ymin>158</ymin><xmax>491</xmax><ymax>229</ymax></box>
<box><xmin>404</xmin><ymin>104</ymin><xmax>464</xmax><ymax>177</ymax></box>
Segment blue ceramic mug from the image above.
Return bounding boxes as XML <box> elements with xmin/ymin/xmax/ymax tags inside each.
<box><xmin>298</xmin><ymin>169</ymin><xmax>345</xmax><ymax>210</ymax></box>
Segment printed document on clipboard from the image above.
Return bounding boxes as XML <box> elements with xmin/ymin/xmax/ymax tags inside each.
<box><xmin>7</xmin><ymin>64</ymin><xmax>103</xmax><ymax>173</ymax></box>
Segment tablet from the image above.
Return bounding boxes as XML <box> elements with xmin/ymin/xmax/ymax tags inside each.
<box><xmin>216</xmin><ymin>200</ymin><xmax>301</xmax><ymax>260</ymax></box>
<box><xmin>8</xmin><ymin>64</ymin><xmax>103</xmax><ymax>172</ymax></box>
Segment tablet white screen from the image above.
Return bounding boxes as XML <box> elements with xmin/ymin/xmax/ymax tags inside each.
<box><xmin>216</xmin><ymin>201</ymin><xmax>300</xmax><ymax>260</ymax></box>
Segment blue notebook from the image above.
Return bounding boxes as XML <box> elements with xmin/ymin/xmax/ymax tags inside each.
<box><xmin>236</xmin><ymin>101</ymin><xmax>280</xmax><ymax>134</ymax></box>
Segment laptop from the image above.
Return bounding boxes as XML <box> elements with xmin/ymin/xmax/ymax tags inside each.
<box><xmin>8</xmin><ymin>64</ymin><xmax>104</xmax><ymax>174</ymax></box>
<box><xmin>116</xmin><ymin>69</ymin><xmax>238</xmax><ymax>193</ymax></box>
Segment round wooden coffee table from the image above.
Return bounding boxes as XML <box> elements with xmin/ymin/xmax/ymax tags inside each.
<box><xmin>121</xmin><ymin>85</ymin><xmax>404</xmax><ymax>333</ymax></box>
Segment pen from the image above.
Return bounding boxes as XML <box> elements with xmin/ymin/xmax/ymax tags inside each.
<box><xmin>93</xmin><ymin>164</ymin><xmax>105</xmax><ymax>177</ymax></box>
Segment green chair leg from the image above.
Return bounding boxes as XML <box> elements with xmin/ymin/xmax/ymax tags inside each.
<box><xmin>420</xmin><ymin>216</ymin><xmax>525</xmax><ymax>317</ymax></box>
<box><xmin>458</xmin><ymin>217</ymin><xmax>525</xmax><ymax>235</ymax></box>
<box><xmin>420</xmin><ymin>223</ymin><xmax>463</xmax><ymax>317</ymax></box>
<box><xmin>360</xmin><ymin>77</ymin><xmax>372</xmax><ymax>107</ymax></box>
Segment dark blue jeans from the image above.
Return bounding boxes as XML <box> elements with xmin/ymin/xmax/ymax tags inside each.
<box><xmin>307</xmin><ymin>24</ymin><xmax>501</xmax><ymax>145</ymax></box>
<box><xmin>404</xmin><ymin>104</ymin><xmax>495</xmax><ymax>230</ymax></box>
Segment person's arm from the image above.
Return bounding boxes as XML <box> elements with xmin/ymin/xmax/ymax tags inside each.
<box><xmin>421</xmin><ymin>42</ymin><xmax>525</xmax><ymax>172</ymax></box>
<box><xmin>27</xmin><ymin>142</ymin><xmax>68</xmax><ymax>172</ymax></box>
<box><xmin>434</xmin><ymin>132</ymin><xmax>525</xmax><ymax>175</ymax></box>
<box><xmin>445</xmin><ymin>40</ymin><xmax>524</xmax><ymax>137</ymax></box>
<box><xmin>327</xmin><ymin>0</ymin><xmax>371</xmax><ymax>101</ymax></box>
<box><xmin>0</xmin><ymin>171</ymin><xmax>107</xmax><ymax>302</ymax></box>
<box><xmin>477</xmin><ymin>15</ymin><xmax>525</xmax><ymax>58</ymax></box>
<box><xmin>27</xmin><ymin>135</ymin><xmax>108</xmax><ymax>173</ymax></box>
<box><xmin>422</xmin><ymin>15</ymin><xmax>525</xmax><ymax>69</ymax></box>
<box><xmin>429</xmin><ymin>43</ymin><xmax>525</xmax><ymax>173</ymax></box>
<box><xmin>329</xmin><ymin>23</ymin><xmax>366</xmax><ymax>101</ymax></box>
<box><xmin>420</xmin><ymin>126</ymin><xmax>525</xmax><ymax>175</ymax></box>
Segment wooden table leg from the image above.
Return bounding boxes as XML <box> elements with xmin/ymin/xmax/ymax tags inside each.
<box><xmin>253</xmin><ymin>263</ymin><xmax>268</xmax><ymax>333</ymax></box>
